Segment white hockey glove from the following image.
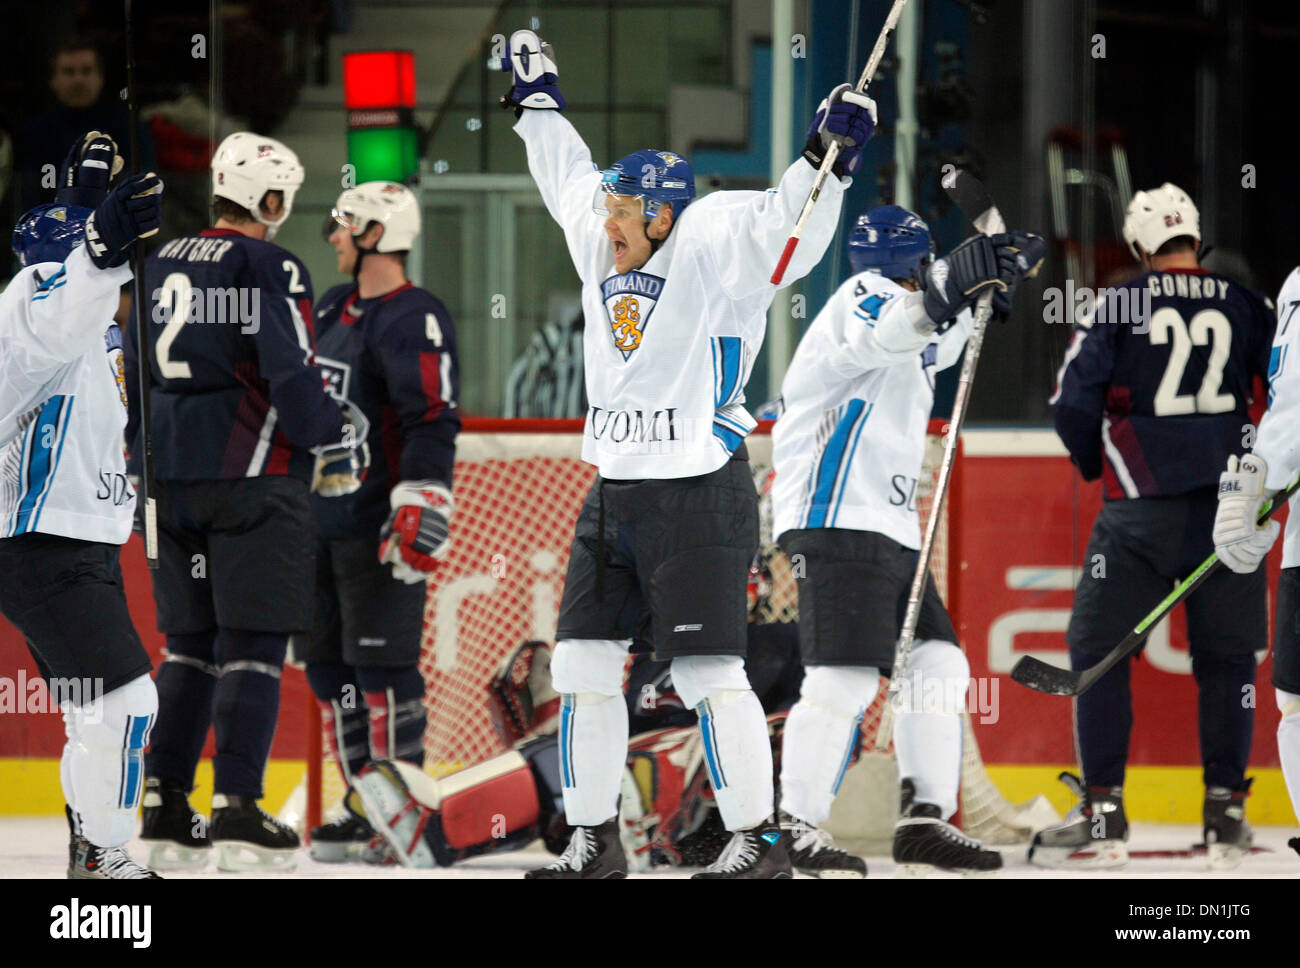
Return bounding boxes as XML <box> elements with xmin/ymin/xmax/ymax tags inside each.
<box><xmin>1213</xmin><ymin>454</ymin><xmax>1281</xmax><ymax>574</ymax></box>
<box><xmin>311</xmin><ymin>399</ymin><xmax>370</xmax><ymax>497</ymax></box>
<box><xmin>499</xmin><ymin>29</ymin><xmax>565</xmax><ymax>116</ymax></box>
<box><xmin>378</xmin><ymin>480</ymin><xmax>454</xmax><ymax>583</ymax></box>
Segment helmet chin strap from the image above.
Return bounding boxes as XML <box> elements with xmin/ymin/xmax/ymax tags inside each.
<box><xmin>350</xmin><ymin>224</ymin><xmax>381</xmax><ymax>283</ymax></box>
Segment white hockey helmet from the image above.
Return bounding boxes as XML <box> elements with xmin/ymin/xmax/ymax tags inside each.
<box><xmin>329</xmin><ymin>182</ymin><xmax>420</xmax><ymax>253</ymax></box>
<box><xmin>1122</xmin><ymin>182</ymin><xmax>1200</xmax><ymax>261</ymax></box>
<box><xmin>211</xmin><ymin>132</ymin><xmax>304</xmax><ymax>239</ymax></box>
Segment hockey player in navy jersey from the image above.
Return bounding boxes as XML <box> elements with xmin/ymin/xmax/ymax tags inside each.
<box><xmin>1211</xmin><ymin>263</ymin><xmax>1300</xmax><ymax>862</ymax></box>
<box><xmin>502</xmin><ymin>28</ymin><xmax>875</xmax><ymax>878</ymax></box>
<box><xmin>299</xmin><ymin>182</ymin><xmax>460</xmax><ymax>862</ymax></box>
<box><xmin>1</xmin><ymin>132</ymin><xmax>164</xmax><ymax>877</ymax></box>
<box><xmin>128</xmin><ymin>132</ymin><xmax>362</xmax><ymax>872</ymax></box>
<box><xmin>771</xmin><ymin>207</ymin><xmax>1044</xmax><ymax>876</ymax></box>
<box><xmin>1035</xmin><ymin>184</ymin><xmax>1276</xmax><ymax>870</ymax></box>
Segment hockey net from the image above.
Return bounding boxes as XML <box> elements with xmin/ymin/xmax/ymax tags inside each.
<box><xmin>286</xmin><ymin>418</ymin><xmax>1050</xmax><ymax>853</ymax></box>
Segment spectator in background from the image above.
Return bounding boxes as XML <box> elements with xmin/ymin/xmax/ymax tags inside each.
<box><xmin>18</xmin><ymin>38</ymin><xmax>156</xmax><ymax>211</ymax></box>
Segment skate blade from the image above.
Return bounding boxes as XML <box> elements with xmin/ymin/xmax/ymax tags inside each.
<box><xmin>800</xmin><ymin>868</ymin><xmax>866</xmax><ymax>879</ymax></box>
<box><xmin>894</xmin><ymin>863</ymin><xmax>932</xmax><ymax>879</ymax></box>
<box><xmin>352</xmin><ymin>765</ymin><xmax>435</xmax><ymax>869</ymax></box>
<box><xmin>1028</xmin><ymin>841</ymin><xmax>1128</xmax><ymax>870</ymax></box>
<box><xmin>145</xmin><ymin>841</ymin><xmax>210</xmax><ymax>871</ymax></box>
<box><xmin>1207</xmin><ymin>842</ymin><xmax>1247</xmax><ymax>872</ymax></box>
<box><xmin>307</xmin><ymin>841</ymin><xmax>356</xmax><ymax>864</ymax></box>
<box><xmin>215</xmin><ymin>841</ymin><xmax>298</xmax><ymax>873</ymax></box>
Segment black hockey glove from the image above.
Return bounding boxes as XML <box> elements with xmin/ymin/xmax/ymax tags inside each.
<box><xmin>55</xmin><ymin>131</ymin><xmax>124</xmax><ymax>209</ymax></box>
<box><xmin>84</xmin><ymin>172</ymin><xmax>164</xmax><ymax>270</ymax></box>
<box><xmin>991</xmin><ymin>231</ymin><xmax>1047</xmax><ymax>316</ymax></box>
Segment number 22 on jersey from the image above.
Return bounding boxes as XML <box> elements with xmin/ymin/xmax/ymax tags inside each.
<box><xmin>1147</xmin><ymin>306</ymin><xmax>1235</xmax><ymax>416</ymax></box>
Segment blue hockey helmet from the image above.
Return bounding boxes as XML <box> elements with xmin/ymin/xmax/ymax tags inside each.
<box><xmin>848</xmin><ymin>205</ymin><xmax>934</xmax><ymax>282</ymax></box>
<box><xmin>594</xmin><ymin>149</ymin><xmax>696</xmax><ymax>223</ymax></box>
<box><xmin>12</xmin><ymin>203</ymin><xmax>94</xmax><ymax>267</ymax></box>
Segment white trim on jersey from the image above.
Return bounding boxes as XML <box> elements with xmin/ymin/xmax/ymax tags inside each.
<box><xmin>286</xmin><ymin>296</ymin><xmax>312</xmax><ymax>363</ymax></box>
<box><xmin>1101</xmin><ymin>415</ymin><xmax>1140</xmax><ymax>498</ymax></box>
<box><xmin>245</xmin><ymin>407</ymin><xmax>279</xmax><ymax>477</ymax></box>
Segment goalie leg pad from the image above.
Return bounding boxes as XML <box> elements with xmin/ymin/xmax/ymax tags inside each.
<box><xmin>894</xmin><ymin>640</ymin><xmax>967</xmax><ymax>819</ymax></box>
<box><xmin>66</xmin><ymin>673</ymin><xmax>157</xmax><ymax>847</ymax></box>
<box><xmin>672</xmin><ymin>654</ymin><xmax>773</xmax><ymax>831</ymax></box>
<box><xmin>779</xmin><ymin>664</ymin><xmax>878</xmax><ymax>826</ymax></box>
<box><xmin>438</xmin><ymin>752</ymin><xmax>541</xmax><ymax>851</ymax></box>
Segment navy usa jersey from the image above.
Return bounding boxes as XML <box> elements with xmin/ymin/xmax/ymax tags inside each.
<box><xmin>1051</xmin><ymin>268</ymin><xmax>1275</xmax><ymax>499</ymax></box>
<box><xmin>125</xmin><ymin>229</ymin><xmax>345</xmax><ymax>481</ymax></box>
<box><xmin>312</xmin><ymin>281</ymin><xmax>460</xmax><ymax>540</ymax></box>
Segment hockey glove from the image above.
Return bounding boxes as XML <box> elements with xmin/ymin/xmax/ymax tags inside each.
<box><xmin>499</xmin><ymin>29</ymin><xmax>565</xmax><ymax>117</ymax></box>
<box><xmin>55</xmin><ymin>131</ymin><xmax>124</xmax><ymax>209</ymax></box>
<box><xmin>991</xmin><ymin>231</ymin><xmax>1048</xmax><ymax>317</ymax></box>
<box><xmin>920</xmin><ymin>234</ymin><xmax>1005</xmax><ymax>328</ymax></box>
<box><xmin>84</xmin><ymin>172</ymin><xmax>163</xmax><ymax>270</ymax></box>
<box><xmin>311</xmin><ymin>399</ymin><xmax>371</xmax><ymax>497</ymax></box>
<box><xmin>378</xmin><ymin>481</ymin><xmax>454</xmax><ymax>583</ymax></box>
<box><xmin>1213</xmin><ymin>454</ymin><xmax>1280</xmax><ymax>574</ymax></box>
<box><xmin>803</xmin><ymin>83</ymin><xmax>878</xmax><ymax>178</ymax></box>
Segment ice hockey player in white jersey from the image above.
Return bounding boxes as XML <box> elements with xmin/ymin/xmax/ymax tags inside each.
<box><xmin>1212</xmin><ymin>266</ymin><xmax>1300</xmax><ymax>861</ymax></box>
<box><xmin>771</xmin><ymin>206</ymin><xmax>1044</xmax><ymax>875</ymax></box>
<box><xmin>501</xmin><ymin>28</ymin><xmax>876</xmax><ymax>878</ymax></box>
<box><xmin>0</xmin><ymin>132</ymin><xmax>164</xmax><ymax>877</ymax></box>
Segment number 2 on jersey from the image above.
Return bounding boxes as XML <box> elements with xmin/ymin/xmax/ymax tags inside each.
<box><xmin>1148</xmin><ymin>306</ymin><xmax>1235</xmax><ymax>415</ymax></box>
<box><xmin>156</xmin><ymin>272</ymin><xmax>193</xmax><ymax>380</ymax></box>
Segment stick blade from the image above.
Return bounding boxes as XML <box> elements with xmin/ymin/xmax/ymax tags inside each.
<box><xmin>1009</xmin><ymin>655</ymin><xmax>1084</xmax><ymax>696</ymax></box>
<box><xmin>942</xmin><ymin>169</ymin><xmax>1002</xmax><ymax>235</ymax></box>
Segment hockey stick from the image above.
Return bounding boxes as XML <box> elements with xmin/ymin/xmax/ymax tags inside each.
<box><xmin>769</xmin><ymin>0</ymin><xmax>908</xmax><ymax>285</ymax></box>
<box><xmin>125</xmin><ymin>0</ymin><xmax>159</xmax><ymax>568</ymax></box>
<box><xmin>885</xmin><ymin>169</ymin><xmax>1004</xmax><ymax>719</ymax></box>
<box><xmin>1011</xmin><ymin>474</ymin><xmax>1300</xmax><ymax>697</ymax></box>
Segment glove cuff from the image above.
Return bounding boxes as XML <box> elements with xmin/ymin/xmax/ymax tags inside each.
<box><xmin>390</xmin><ymin>479</ymin><xmax>454</xmax><ymax>515</ymax></box>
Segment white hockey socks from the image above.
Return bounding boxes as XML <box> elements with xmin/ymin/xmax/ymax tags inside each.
<box><xmin>673</xmin><ymin>655</ymin><xmax>775</xmax><ymax>830</ymax></box>
<box><xmin>1278</xmin><ymin>689</ymin><xmax>1300</xmax><ymax>825</ymax></box>
<box><xmin>64</xmin><ymin>673</ymin><xmax>158</xmax><ymax>847</ymax></box>
<box><xmin>893</xmin><ymin>640</ymin><xmax>968</xmax><ymax>819</ymax></box>
<box><xmin>778</xmin><ymin>664</ymin><xmax>879</xmax><ymax>826</ymax></box>
<box><xmin>551</xmin><ymin>639</ymin><xmax>630</xmax><ymax>827</ymax></box>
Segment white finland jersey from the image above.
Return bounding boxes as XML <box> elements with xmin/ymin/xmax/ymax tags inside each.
<box><xmin>0</xmin><ymin>244</ymin><xmax>135</xmax><ymax>544</ymax></box>
<box><xmin>771</xmin><ymin>271</ymin><xmax>971</xmax><ymax>549</ymax></box>
<box><xmin>1254</xmin><ymin>267</ymin><xmax>1300</xmax><ymax>568</ymax></box>
<box><xmin>516</xmin><ymin>110</ymin><xmax>846</xmax><ymax>479</ymax></box>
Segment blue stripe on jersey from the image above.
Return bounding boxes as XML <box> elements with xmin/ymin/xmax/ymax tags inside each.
<box><xmin>712</xmin><ymin>421</ymin><xmax>744</xmax><ymax>454</ymax></box>
<box><xmin>32</xmin><ymin>279</ymin><xmax>68</xmax><ymax>301</ymax></box>
<box><xmin>830</xmin><ymin>402</ymin><xmax>872</xmax><ymax>526</ymax></box>
<box><xmin>831</xmin><ymin>710</ymin><xmax>866</xmax><ymax>795</ymax></box>
<box><xmin>1269</xmin><ymin>345</ymin><xmax>1287</xmax><ymax>407</ymax></box>
<box><xmin>559</xmin><ymin>694</ymin><xmax>575</xmax><ymax>788</ymax></box>
<box><xmin>33</xmin><ymin>265</ymin><xmax>67</xmax><ymax>297</ymax></box>
<box><xmin>697</xmin><ymin>699</ymin><xmax>728</xmax><ymax>790</ymax></box>
<box><xmin>12</xmin><ymin>396</ymin><xmax>71</xmax><ymax>534</ymax></box>
<box><xmin>712</xmin><ymin>337</ymin><xmax>742</xmax><ymax>408</ymax></box>
<box><xmin>119</xmin><ymin>713</ymin><xmax>154</xmax><ymax>808</ymax></box>
<box><xmin>804</xmin><ymin>399</ymin><xmax>871</xmax><ymax>529</ymax></box>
